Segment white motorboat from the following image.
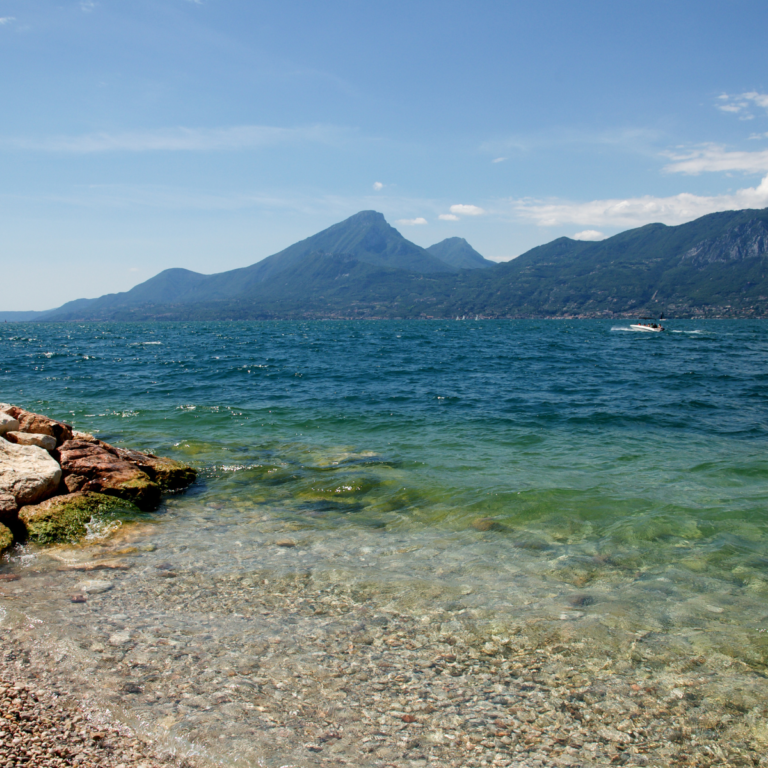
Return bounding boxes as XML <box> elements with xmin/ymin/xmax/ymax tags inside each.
<box><xmin>630</xmin><ymin>323</ymin><xmax>664</xmax><ymax>332</ymax></box>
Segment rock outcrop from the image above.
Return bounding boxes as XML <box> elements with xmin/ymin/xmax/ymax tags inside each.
<box><xmin>57</xmin><ymin>439</ymin><xmax>161</xmax><ymax>511</ymax></box>
<box><xmin>0</xmin><ymin>403</ymin><xmax>196</xmax><ymax>548</ymax></box>
<box><xmin>114</xmin><ymin>446</ymin><xmax>198</xmax><ymax>491</ymax></box>
<box><xmin>0</xmin><ymin>413</ymin><xmax>19</xmax><ymax>436</ymax></box>
<box><xmin>0</xmin><ymin>440</ymin><xmax>62</xmax><ymax>505</ymax></box>
<box><xmin>4</xmin><ymin>431</ymin><xmax>57</xmax><ymax>451</ymax></box>
<box><xmin>2</xmin><ymin>406</ymin><xmax>73</xmax><ymax>446</ymax></box>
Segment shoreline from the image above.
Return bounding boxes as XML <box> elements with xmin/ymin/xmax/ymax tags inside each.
<box><xmin>0</xmin><ymin>650</ymin><xmax>196</xmax><ymax>768</ymax></box>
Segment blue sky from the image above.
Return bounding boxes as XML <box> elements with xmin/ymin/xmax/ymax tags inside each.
<box><xmin>2</xmin><ymin>0</ymin><xmax>768</xmax><ymax>310</ymax></box>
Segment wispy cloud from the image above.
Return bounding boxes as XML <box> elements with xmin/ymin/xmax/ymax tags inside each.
<box><xmin>716</xmin><ymin>92</ymin><xmax>768</xmax><ymax>120</ymax></box>
<box><xmin>449</xmin><ymin>204</ymin><xmax>485</xmax><ymax>216</ymax></box>
<box><xmin>396</xmin><ymin>217</ymin><xmax>428</xmax><ymax>226</ymax></box>
<box><xmin>80</xmin><ymin>1</ymin><xmax>97</xmax><ymax>12</ymax></box>
<box><xmin>511</xmin><ymin>173</ymin><xmax>768</xmax><ymax>228</ymax></box>
<box><xmin>0</xmin><ymin>17</ymin><xmax>16</xmax><ymax>25</ymax></box>
<box><xmin>480</xmin><ymin>127</ymin><xmax>662</xmax><ymax>158</ymax></box>
<box><xmin>573</xmin><ymin>230</ymin><xmax>606</xmax><ymax>241</ymax></box>
<box><xmin>663</xmin><ymin>144</ymin><xmax>768</xmax><ymax>175</ymax></box>
<box><xmin>372</xmin><ymin>181</ymin><xmax>384</xmax><ymax>191</ymax></box>
<box><xmin>438</xmin><ymin>213</ymin><xmax>459</xmax><ymax>221</ymax></box>
<box><xmin>0</xmin><ymin>125</ymin><xmax>351</xmax><ymax>153</ymax></box>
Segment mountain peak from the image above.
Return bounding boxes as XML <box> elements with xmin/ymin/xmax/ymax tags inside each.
<box><xmin>427</xmin><ymin>237</ymin><xmax>494</xmax><ymax>269</ymax></box>
<box><xmin>341</xmin><ymin>210</ymin><xmax>387</xmax><ymax>225</ymax></box>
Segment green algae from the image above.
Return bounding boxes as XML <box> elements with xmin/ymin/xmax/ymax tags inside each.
<box><xmin>20</xmin><ymin>492</ymin><xmax>142</xmax><ymax>544</ymax></box>
<box><xmin>0</xmin><ymin>523</ymin><xmax>13</xmax><ymax>553</ymax></box>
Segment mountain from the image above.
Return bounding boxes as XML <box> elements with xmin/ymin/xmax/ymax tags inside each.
<box><xmin>427</xmin><ymin>237</ymin><xmax>495</xmax><ymax>269</ymax></box>
<box><xmin>9</xmin><ymin>207</ymin><xmax>768</xmax><ymax>321</ymax></box>
<box><xmin>41</xmin><ymin>210</ymin><xmax>456</xmax><ymax>320</ymax></box>
<box><xmin>0</xmin><ymin>310</ymin><xmax>52</xmax><ymax>322</ymax></box>
<box><xmin>443</xmin><ymin>207</ymin><xmax>768</xmax><ymax>318</ymax></box>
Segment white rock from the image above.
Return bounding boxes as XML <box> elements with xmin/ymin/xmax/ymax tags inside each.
<box><xmin>0</xmin><ymin>413</ymin><xmax>20</xmax><ymax>436</ymax></box>
<box><xmin>0</xmin><ymin>440</ymin><xmax>62</xmax><ymax>505</ymax></box>
<box><xmin>5</xmin><ymin>432</ymin><xmax>57</xmax><ymax>451</ymax></box>
<box><xmin>76</xmin><ymin>579</ymin><xmax>113</xmax><ymax>594</ymax></box>
<box><xmin>108</xmin><ymin>631</ymin><xmax>132</xmax><ymax>646</ymax></box>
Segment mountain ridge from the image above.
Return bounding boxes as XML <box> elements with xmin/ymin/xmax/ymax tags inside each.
<box><xmin>5</xmin><ymin>206</ymin><xmax>768</xmax><ymax>321</ymax></box>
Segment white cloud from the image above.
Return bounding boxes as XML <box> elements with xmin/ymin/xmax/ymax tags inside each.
<box><xmin>715</xmin><ymin>92</ymin><xmax>768</xmax><ymax>120</ymax></box>
<box><xmin>372</xmin><ymin>181</ymin><xmax>384</xmax><ymax>191</ymax></box>
<box><xmin>0</xmin><ymin>17</ymin><xmax>16</xmax><ymax>24</ymax></box>
<box><xmin>512</xmin><ymin>173</ymin><xmax>768</xmax><ymax>228</ymax></box>
<box><xmin>396</xmin><ymin>217</ymin><xmax>428</xmax><ymax>226</ymax></box>
<box><xmin>573</xmin><ymin>230</ymin><xmax>606</xmax><ymax>241</ymax></box>
<box><xmin>438</xmin><ymin>213</ymin><xmax>459</xmax><ymax>221</ymax></box>
<box><xmin>0</xmin><ymin>125</ymin><xmax>349</xmax><ymax>153</ymax></box>
<box><xmin>80</xmin><ymin>1</ymin><xmax>97</xmax><ymax>12</ymax></box>
<box><xmin>449</xmin><ymin>204</ymin><xmax>485</xmax><ymax>216</ymax></box>
<box><xmin>492</xmin><ymin>157</ymin><xmax>507</xmax><ymax>163</ymax></box>
<box><xmin>663</xmin><ymin>144</ymin><xmax>768</xmax><ymax>175</ymax></box>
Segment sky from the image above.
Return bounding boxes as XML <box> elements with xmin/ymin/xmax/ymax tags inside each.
<box><xmin>1</xmin><ymin>0</ymin><xmax>768</xmax><ymax>311</ymax></box>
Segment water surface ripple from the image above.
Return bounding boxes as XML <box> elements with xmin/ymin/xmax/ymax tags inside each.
<box><xmin>1</xmin><ymin>319</ymin><xmax>767</xmax><ymax>765</ymax></box>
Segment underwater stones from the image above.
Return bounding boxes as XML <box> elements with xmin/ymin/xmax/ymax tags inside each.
<box><xmin>57</xmin><ymin>439</ymin><xmax>161</xmax><ymax>511</ymax></box>
<box><xmin>3</xmin><ymin>406</ymin><xmax>73</xmax><ymax>446</ymax></box>
<box><xmin>0</xmin><ymin>522</ymin><xmax>13</xmax><ymax>553</ymax></box>
<box><xmin>567</xmin><ymin>594</ymin><xmax>596</xmax><ymax>607</ymax></box>
<box><xmin>471</xmin><ymin>517</ymin><xmax>505</xmax><ymax>532</ymax></box>
<box><xmin>3</xmin><ymin>431</ymin><xmax>57</xmax><ymax>451</ymax></box>
<box><xmin>0</xmin><ymin>439</ymin><xmax>62</xmax><ymax>506</ymax></box>
<box><xmin>75</xmin><ymin>579</ymin><xmax>113</xmax><ymax>594</ymax></box>
<box><xmin>0</xmin><ymin>412</ymin><xmax>19</xmax><ymax>436</ymax></box>
<box><xmin>19</xmin><ymin>491</ymin><xmax>140</xmax><ymax>544</ymax></box>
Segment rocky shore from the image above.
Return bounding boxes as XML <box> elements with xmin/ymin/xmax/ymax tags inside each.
<box><xmin>1</xmin><ymin>403</ymin><xmax>199</xmax><ymax>766</ymax></box>
<box><xmin>0</xmin><ymin>403</ymin><xmax>196</xmax><ymax>549</ymax></box>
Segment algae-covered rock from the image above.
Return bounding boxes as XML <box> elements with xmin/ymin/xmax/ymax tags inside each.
<box><xmin>19</xmin><ymin>491</ymin><xmax>141</xmax><ymax>544</ymax></box>
<box><xmin>114</xmin><ymin>447</ymin><xmax>197</xmax><ymax>491</ymax></box>
<box><xmin>0</xmin><ymin>522</ymin><xmax>13</xmax><ymax>553</ymax></box>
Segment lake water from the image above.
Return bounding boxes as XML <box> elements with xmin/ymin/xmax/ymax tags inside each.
<box><xmin>1</xmin><ymin>319</ymin><xmax>767</xmax><ymax>766</ymax></box>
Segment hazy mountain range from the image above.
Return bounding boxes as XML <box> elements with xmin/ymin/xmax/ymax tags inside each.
<box><xmin>3</xmin><ymin>207</ymin><xmax>768</xmax><ymax>321</ymax></box>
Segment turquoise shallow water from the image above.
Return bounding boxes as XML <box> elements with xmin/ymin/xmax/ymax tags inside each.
<box><xmin>1</xmin><ymin>319</ymin><xmax>768</xmax><ymax>763</ymax></box>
